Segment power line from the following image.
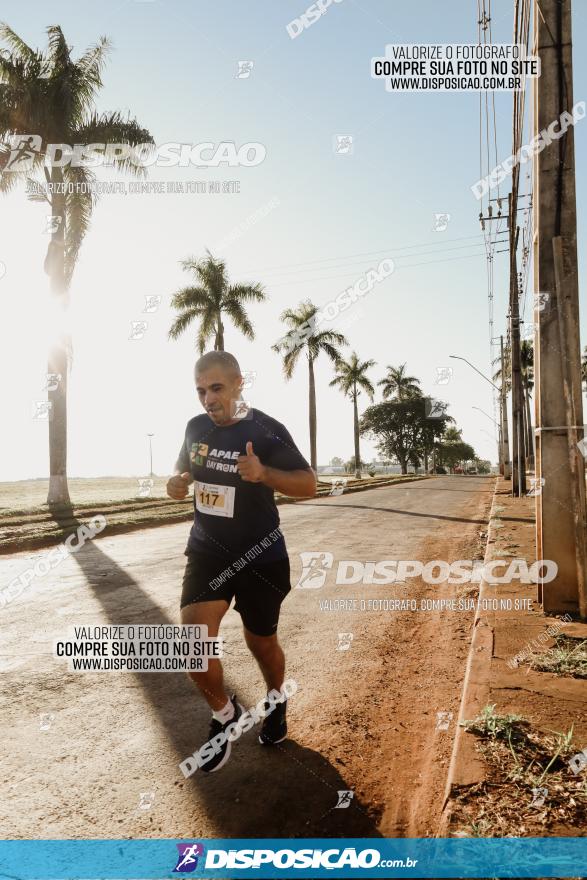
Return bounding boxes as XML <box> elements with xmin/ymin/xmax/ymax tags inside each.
<box><xmin>255</xmin><ymin>240</ymin><xmax>504</xmax><ymax>279</ymax></box>
<box><xmin>238</xmin><ymin>232</ymin><xmax>500</xmax><ymax>275</ymax></box>
<box><xmin>265</xmin><ymin>249</ymin><xmax>488</xmax><ymax>287</ymax></box>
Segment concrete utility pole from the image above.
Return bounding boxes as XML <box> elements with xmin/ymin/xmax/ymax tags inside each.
<box><xmin>500</xmin><ymin>335</ymin><xmax>512</xmax><ymax>479</ymax></box>
<box><xmin>533</xmin><ymin>0</ymin><xmax>587</xmax><ymax>617</ymax></box>
<box><xmin>509</xmin><ymin>198</ymin><xmax>526</xmax><ymax>496</ymax></box>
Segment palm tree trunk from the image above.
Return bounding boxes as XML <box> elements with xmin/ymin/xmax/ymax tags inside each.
<box><xmin>308</xmin><ymin>355</ymin><xmax>317</xmax><ymax>472</ymax></box>
<box><xmin>215</xmin><ymin>314</ymin><xmax>224</xmax><ymax>350</ymax></box>
<box><xmin>46</xmin><ymin>171</ymin><xmax>71</xmax><ymax>508</ymax></box>
<box><xmin>353</xmin><ymin>387</ymin><xmax>361</xmax><ymax>479</ymax></box>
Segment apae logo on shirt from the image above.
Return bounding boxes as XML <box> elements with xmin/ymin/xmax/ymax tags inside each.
<box><xmin>190</xmin><ymin>443</ymin><xmax>208</xmax><ymax>466</ymax></box>
<box><xmin>206</xmin><ymin>447</ymin><xmax>242</xmax><ymax>474</ymax></box>
<box><xmin>191</xmin><ymin>443</ymin><xmax>243</xmax><ymax>473</ymax></box>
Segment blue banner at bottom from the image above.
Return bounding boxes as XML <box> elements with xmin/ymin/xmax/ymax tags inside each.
<box><xmin>0</xmin><ymin>838</ymin><xmax>585</xmax><ymax>878</ymax></box>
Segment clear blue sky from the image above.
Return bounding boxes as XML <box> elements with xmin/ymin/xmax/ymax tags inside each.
<box><xmin>0</xmin><ymin>0</ymin><xmax>586</xmax><ymax>479</ymax></box>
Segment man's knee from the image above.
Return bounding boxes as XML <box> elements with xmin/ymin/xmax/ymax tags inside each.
<box><xmin>245</xmin><ymin>630</ymin><xmax>280</xmax><ymax>659</ymax></box>
<box><xmin>181</xmin><ymin>599</ymin><xmax>228</xmax><ymax>634</ymax></box>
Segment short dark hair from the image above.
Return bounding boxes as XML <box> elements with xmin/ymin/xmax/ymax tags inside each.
<box><xmin>195</xmin><ymin>351</ymin><xmax>241</xmax><ymax>379</ymax></box>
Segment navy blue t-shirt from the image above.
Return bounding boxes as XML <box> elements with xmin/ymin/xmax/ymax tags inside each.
<box><xmin>175</xmin><ymin>408</ymin><xmax>310</xmax><ymax>562</ymax></box>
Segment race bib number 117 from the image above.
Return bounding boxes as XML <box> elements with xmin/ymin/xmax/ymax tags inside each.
<box><xmin>195</xmin><ymin>481</ymin><xmax>235</xmax><ymax>518</ymax></box>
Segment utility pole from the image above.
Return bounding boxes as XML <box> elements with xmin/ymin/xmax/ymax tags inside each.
<box><xmin>147</xmin><ymin>433</ymin><xmax>154</xmax><ymax>477</ymax></box>
<box><xmin>500</xmin><ymin>335</ymin><xmax>512</xmax><ymax>479</ymax></box>
<box><xmin>509</xmin><ymin>203</ymin><xmax>526</xmax><ymax>496</ymax></box>
<box><xmin>533</xmin><ymin>0</ymin><xmax>587</xmax><ymax>617</ymax></box>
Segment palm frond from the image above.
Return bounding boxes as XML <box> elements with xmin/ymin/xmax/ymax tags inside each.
<box><xmin>194</xmin><ymin>253</ymin><xmax>227</xmax><ymax>297</ymax></box>
<box><xmin>63</xmin><ymin>164</ymin><xmax>97</xmax><ymax>283</ymax></box>
<box><xmin>225</xmin><ymin>281</ymin><xmax>266</xmax><ymax>304</ymax></box>
<box><xmin>46</xmin><ymin>25</ymin><xmax>70</xmax><ymax>71</ymax></box>
<box><xmin>76</xmin><ymin>36</ymin><xmax>111</xmax><ymax>80</ymax></box>
<box><xmin>73</xmin><ymin>112</ymin><xmax>154</xmax><ymax>176</ymax></box>
<box><xmin>311</xmin><ymin>339</ymin><xmax>347</xmax><ymax>364</ymax></box>
<box><xmin>170</xmin><ymin>285</ymin><xmax>210</xmax><ymax>312</ymax></box>
<box><xmin>222</xmin><ymin>298</ymin><xmax>254</xmax><ymax>339</ymax></box>
<box><xmin>0</xmin><ymin>23</ymin><xmax>38</xmax><ymax>65</ymax></box>
<box><xmin>168</xmin><ymin>308</ymin><xmax>201</xmax><ymax>341</ymax></box>
<box><xmin>282</xmin><ymin>345</ymin><xmax>303</xmax><ymax>380</ymax></box>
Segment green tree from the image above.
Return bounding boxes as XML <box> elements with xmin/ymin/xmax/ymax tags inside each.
<box><xmin>272</xmin><ymin>300</ymin><xmax>347</xmax><ymax>471</ymax></box>
<box><xmin>169</xmin><ymin>250</ymin><xmax>265</xmax><ymax>352</ymax></box>
<box><xmin>378</xmin><ymin>363</ymin><xmax>422</xmax><ymax>401</ymax></box>
<box><xmin>360</xmin><ymin>397</ymin><xmax>452</xmax><ymax>475</ymax></box>
<box><xmin>330</xmin><ymin>352</ymin><xmax>375</xmax><ymax>478</ymax></box>
<box><xmin>420</xmin><ymin>404</ymin><xmax>455</xmax><ymax>473</ymax></box>
<box><xmin>439</xmin><ymin>440</ymin><xmax>476</xmax><ymax>473</ymax></box>
<box><xmin>443</xmin><ymin>425</ymin><xmax>463</xmax><ymax>444</ymax></box>
<box><xmin>0</xmin><ymin>23</ymin><xmax>154</xmax><ymax>505</ymax></box>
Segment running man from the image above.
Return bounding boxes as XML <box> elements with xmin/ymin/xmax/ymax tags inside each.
<box><xmin>167</xmin><ymin>351</ymin><xmax>316</xmax><ymax>772</ymax></box>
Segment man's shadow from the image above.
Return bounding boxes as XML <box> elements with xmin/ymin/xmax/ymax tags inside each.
<box><xmin>59</xmin><ymin>516</ymin><xmax>381</xmax><ymax>839</ymax></box>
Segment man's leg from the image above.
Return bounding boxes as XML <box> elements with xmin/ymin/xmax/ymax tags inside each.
<box><xmin>181</xmin><ymin>600</ymin><xmax>229</xmax><ymax>711</ymax></box>
<box><xmin>243</xmin><ymin>628</ymin><xmax>285</xmax><ymax>692</ymax></box>
<box><xmin>244</xmin><ymin>628</ymin><xmax>289</xmax><ymax>746</ymax></box>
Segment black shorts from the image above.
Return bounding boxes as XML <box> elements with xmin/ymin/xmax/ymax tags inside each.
<box><xmin>180</xmin><ymin>551</ymin><xmax>291</xmax><ymax>637</ymax></box>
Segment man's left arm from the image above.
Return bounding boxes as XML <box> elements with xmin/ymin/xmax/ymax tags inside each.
<box><xmin>237</xmin><ymin>441</ymin><xmax>316</xmax><ymax>497</ymax></box>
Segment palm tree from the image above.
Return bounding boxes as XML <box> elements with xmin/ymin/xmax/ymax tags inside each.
<box><xmin>330</xmin><ymin>353</ymin><xmax>376</xmax><ymax>479</ymax></box>
<box><xmin>169</xmin><ymin>250</ymin><xmax>265</xmax><ymax>353</ymax></box>
<box><xmin>443</xmin><ymin>425</ymin><xmax>463</xmax><ymax>444</ymax></box>
<box><xmin>0</xmin><ymin>24</ymin><xmax>154</xmax><ymax>505</ymax></box>
<box><xmin>582</xmin><ymin>346</ymin><xmax>587</xmax><ymax>393</ymax></box>
<box><xmin>272</xmin><ymin>300</ymin><xmax>347</xmax><ymax>471</ymax></box>
<box><xmin>378</xmin><ymin>363</ymin><xmax>421</xmax><ymax>400</ymax></box>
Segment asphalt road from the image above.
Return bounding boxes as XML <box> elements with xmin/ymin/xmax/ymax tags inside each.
<box><xmin>0</xmin><ymin>475</ymin><xmax>494</xmax><ymax>839</ymax></box>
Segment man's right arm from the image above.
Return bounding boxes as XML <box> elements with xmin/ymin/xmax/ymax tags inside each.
<box><xmin>167</xmin><ymin>438</ymin><xmax>193</xmax><ymax>500</ymax></box>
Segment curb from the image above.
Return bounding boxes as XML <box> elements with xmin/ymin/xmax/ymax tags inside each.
<box><xmin>439</xmin><ymin>480</ymin><xmax>499</xmax><ymax>832</ymax></box>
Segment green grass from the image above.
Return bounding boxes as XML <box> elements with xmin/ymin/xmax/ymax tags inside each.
<box><xmin>530</xmin><ymin>635</ymin><xmax>587</xmax><ymax>679</ymax></box>
<box><xmin>454</xmin><ymin>705</ymin><xmax>587</xmax><ymax>837</ymax></box>
<box><xmin>461</xmin><ymin>703</ymin><xmax>523</xmax><ymax>739</ymax></box>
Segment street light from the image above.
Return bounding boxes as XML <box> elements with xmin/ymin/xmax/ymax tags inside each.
<box><xmin>449</xmin><ymin>355</ymin><xmax>500</xmax><ymax>391</ymax></box>
<box><xmin>472</xmin><ymin>405</ymin><xmax>500</xmax><ymax>429</ymax></box>
<box><xmin>147</xmin><ymin>433</ymin><xmax>154</xmax><ymax>477</ymax></box>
